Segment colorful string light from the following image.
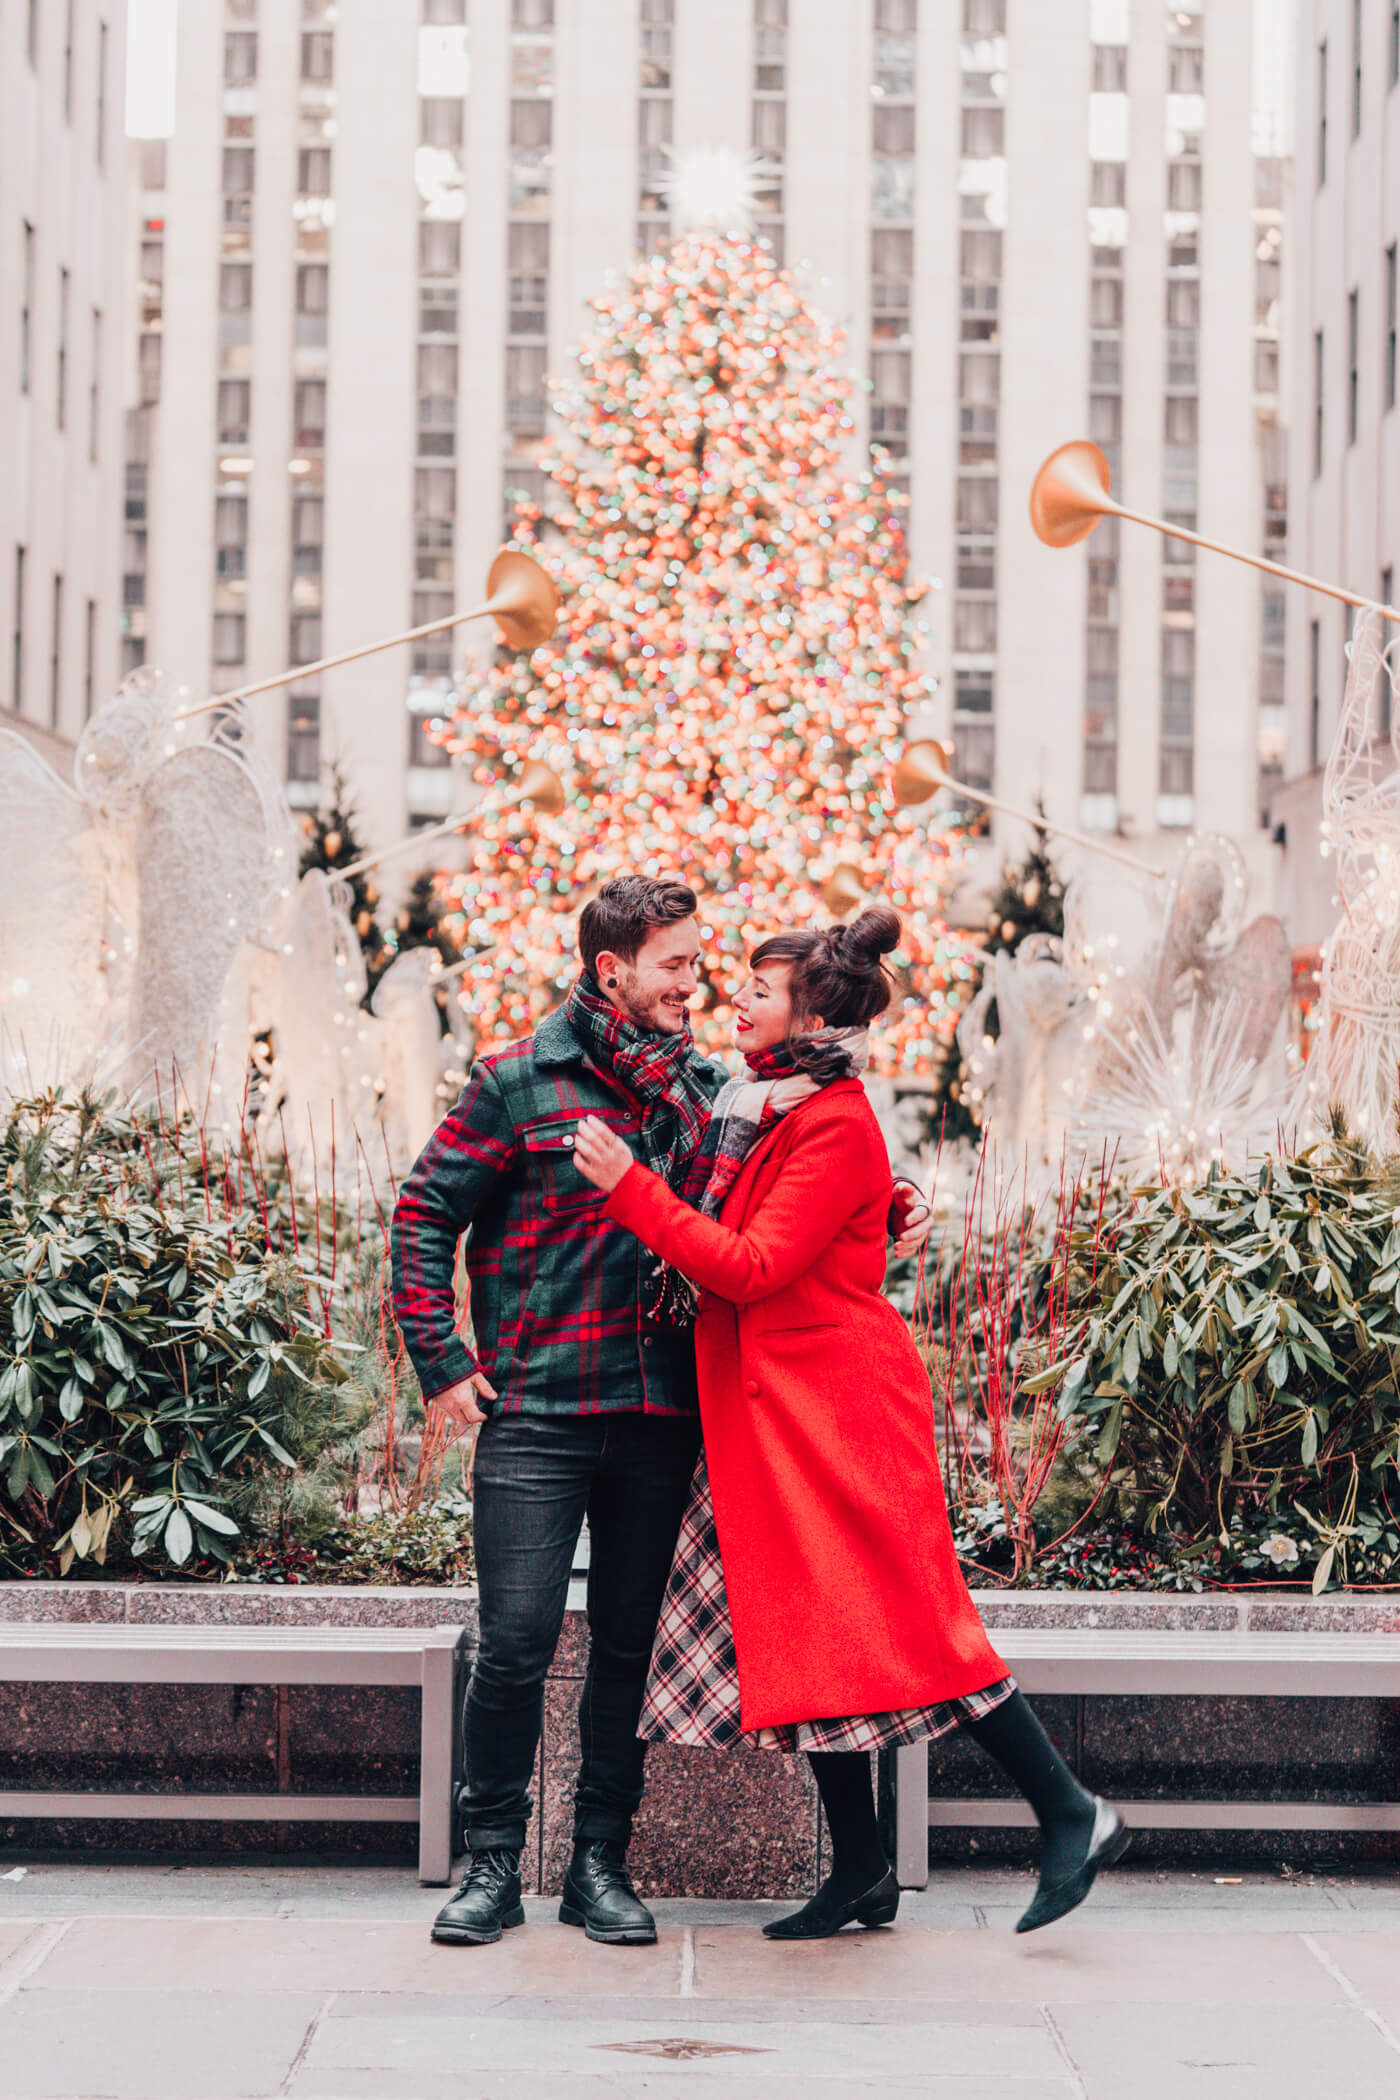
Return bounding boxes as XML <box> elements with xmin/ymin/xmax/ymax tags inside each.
<box><xmin>436</xmin><ymin>232</ymin><xmax>973</xmax><ymax>1073</ymax></box>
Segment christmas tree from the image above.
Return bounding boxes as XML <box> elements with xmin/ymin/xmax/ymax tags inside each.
<box><xmin>299</xmin><ymin>761</ymin><xmax>391</xmax><ymax>982</ymax></box>
<box><xmin>928</xmin><ymin>809</ymin><xmax>1068</xmax><ymax>1137</ymax></box>
<box><xmin>392</xmin><ymin>870</ymin><xmax>458</xmax><ymax>970</ymax></box>
<box><xmin>439</xmin><ymin>230</ymin><xmax>973</xmax><ymax>1072</ymax></box>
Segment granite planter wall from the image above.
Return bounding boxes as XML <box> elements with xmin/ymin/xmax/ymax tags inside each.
<box><xmin>2</xmin><ymin>1583</ymin><xmax>1398</xmax><ymax>1888</ymax></box>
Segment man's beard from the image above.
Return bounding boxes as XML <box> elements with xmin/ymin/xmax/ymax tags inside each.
<box><xmin>613</xmin><ymin>974</ymin><xmax>688</xmax><ymax>1035</ymax></box>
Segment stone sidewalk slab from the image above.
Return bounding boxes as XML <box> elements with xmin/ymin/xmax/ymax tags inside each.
<box><xmin>305</xmin><ymin>2008</ymin><xmax>1065</xmax><ymax>2083</ymax></box>
<box><xmin>324</xmin><ymin>1990</ymin><xmax>1048</xmax><ymax>2026</ymax></box>
<box><xmin>1046</xmin><ymin>2001</ymin><xmax>1400</xmax><ymax>2099</ymax></box>
<box><xmin>30</xmin><ymin>1914</ymin><xmax>684</xmax><ymax>1996</ymax></box>
<box><xmin>290</xmin><ymin>2076</ymin><xmax>1071</xmax><ymax>2100</ymax></box>
<box><xmin>691</xmin><ymin>1924</ymin><xmax>1348</xmax><ymax>2003</ymax></box>
<box><xmin>0</xmin><ymin>1921</ymin><xmax>40</xmax><ymax>1967</ymax></box>
<box><xmin>0</xmin><ymin>1985</ymin><xmax>319</xmax><ymax>2099</ymax></box>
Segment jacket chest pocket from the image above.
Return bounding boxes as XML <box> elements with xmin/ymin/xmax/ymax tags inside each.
<box><xmin>522</xmin><ymin>1114</ymin><xmax>637</xmax><ymax>1220</ymax></box>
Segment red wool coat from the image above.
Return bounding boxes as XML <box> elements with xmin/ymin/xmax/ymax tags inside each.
<box><xmin>605</xmin><ymin>1080</ymin><xmax>1007</xmax><ymax>1731</ymax></box>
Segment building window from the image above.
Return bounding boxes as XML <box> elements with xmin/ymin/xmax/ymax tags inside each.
<box><xmin>88</xmin><ymin>309</ymin><xmax>101</xmax><ymax>461</ymax></box>
<box><xmin>97</xmin><ymin>20</ymin><xmax>108</xmax><ymax>163</ymax></box>
<box><xmin>49</xmin><ymin>574</ymin><xmax>62</xmax><ymax>726</ymax></box>
<box><xmin>83</xmin><ymin>598</ymin><xmax>95</xmax><ymax>720</ymax></box>
<box><xmin>296</xmin><ymin>264</ymin><xmax>329</xmax><ymax>315</ymax></box>
<box><xmin>213</xmin><ymin>613</ymin><xmax>246</xmax><ymax>665</ymax></box>
<box><xmin>1382</xmin><ymin>571</ymin><xmax>1396</xmax><ymax>738</ymax></box>
<box><xmin>421</xmin><ymin>98</ymin><xmax>465</xmax><ymax>148</ymax></box>
<box><xmin>220</xmin><ymin>264</ymin><xmax>252</xmax><ymax>313</ymax></box>
<box><xmin>1353</xmin><ymin>0</ymin><xmax>1363</xmax><ymax>136</ymax></box>
<box><xmin>20</xmin><ymin>223</ymin><xmax>34</xmax><ymax>396</ymax></box>
<box><xmin>26</xmin><ymin>0</ymin><xmax>37</xmax><ymax>65</ymax></box>
<box><xmin>299</xmin><ymin>147</ymin><xmax>331</xmax><ymax>196</ymax></box>
<box><xmin>1392</xmin><ymin>1</ymin><xmax>1400</xmax><ymax>88</ymax></box>
<box><xmin>1348</xmin><ymin>288</ymin><xmax>1360</xmax><ymax>443</ymax></box>
<box><xmin>11</xmin><ymin>547</ymin><xmax>25</xmax><ymax>710</ymax></box>
<box><xmin>63</xmin><ymin>0</ymin><xmax>75</xmax><ymax>120</ymax></box>
<box><xmin>1314</xmin><ymin>329</ymin><xmax>1325</xmax><ymax>474</ymax></box>
<box><xmin>301</xmin><ymin>31</ymin><xmax>334</xmax><ymax>82</ymax></box>
<box><xmin>218</xmin><ymin>378</ymin><xmax>250</xmax><ymax>445</ymax></box>
<box><xmin>286</xmin><ymin>692</ymin><xmax>321</xmax><ymax>783</ymax></box>
<box><xmin>56</xmin><ymin>266</ymin><xmax>69</xmax><ymax>431</ymax></box>
<box><xmin>1309</xmin><ymin>618</ymin><xmax>1321</xmax><ymax>767</ymax></box>
<box><xmin>295</xmin><ymin>380</ymin><xmax>327</xmax><ymax>451</ymax></box>
<box><xmin>1318</xmin><ymin>40</ymin><xmax>1328</xmax><ymax>186</ymax></box>
<box><xmin>1387</xmin><ymin>245</ymin><xmax>1398</xmax><ymax>412</ymax></box>
<box><xmin>640</xmin><ymin>0</ymin><xmax>673</xmax><ymax>89</ymax></box>
<box><xmin>963</xmin><ymin>0</ymin><xmax>1005</xmax><ymax>29</ymax></box>
<box><xmin>290</xmin><ymin>613</ymin><xmax>322</xmax><ymax>666</ymax></box>
<box><xmin>1093</xmin><ymin>44</ymin><xmax>1128</xmax><ymax>91</ymax></box>
<box><xmin>225</xmin><ymin>31</ymin><xmax>258</xmax><ymax>85</ymax></box>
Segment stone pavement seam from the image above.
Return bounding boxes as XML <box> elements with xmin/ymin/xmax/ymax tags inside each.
<box><xmin>279</xmin><ymin>1990</ymin><xmax>335</xmax><ymax>2098</ymax></box>
<box><xmin>679</xmin><ymin>1926</ymin><xmax>696</xmax><ymax>1996</ymax></box>
<box><xmin>0</xmin><ymin>1920</ymin><xmax>70</xmax><ymax>2013</ymax></box>
<box><xmin>1040</xmin><ymin>2004</ymin><xmax>1090</xmax><ymax>2100</ymax></box>
<box><xmin>1300</xmin><ymin>1933</ymin><xmax>1400</xmax><ymax>2058</ymax></box>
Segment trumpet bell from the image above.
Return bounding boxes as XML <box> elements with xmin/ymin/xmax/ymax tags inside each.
<box><xmin>1029</xmin><ymin>440</ymin><xmax>1119</xmax><ymax>549</ymax></box>
<box><xmin>821</xmin><ymin>862</ymin><xmax>868</xmax><ymax>917</ymax></box>
<box><xmin>504</xmin><ymin>760</ymin><xmax>567</xmax><ymax>816</ymax></box>
<box><xmin>892</xmin><ymin>739</ymin><xmax>951</xmax><ymax>809</ymax></box>
<box><xmin>485</xmin><ymin>550</ymin><xmax>559</xmax><ymax>650</ymax></box>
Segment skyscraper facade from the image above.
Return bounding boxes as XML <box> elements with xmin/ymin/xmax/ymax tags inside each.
<box><xmin>2</xmin><ymin>0</ymin><xmax>128</xmax><ymax>773</ymax></box>
<box><xmin>127</xmin><ymin>0</ymin><xmax>1286</xmax><ymax>886</ymax></box>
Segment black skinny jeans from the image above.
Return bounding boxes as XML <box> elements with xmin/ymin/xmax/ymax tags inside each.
<box><xmin>461</xmin><ymin>1409</ymin><xmax>700</xmax><ymax>1854</ymax></box>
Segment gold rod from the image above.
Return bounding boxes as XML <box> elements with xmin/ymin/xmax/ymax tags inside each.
<box><xmin>337</xmin><ymin>808</ymin><xmax>483</xmax><ymax>882</ymax></box>
<box><xmin>172</xmin><ymin>600</ymin><xmax>499</xmax><ymax>723</ymax></box>
<box><xmin>940</xmin><ymin>775</ymin><xmax>1166</xmax><ymax>880</ymax></box>
<box><xmin>1111</xmin><ymin>505</ymin><xmax>1400</xmax><ymax>622</ymax></box>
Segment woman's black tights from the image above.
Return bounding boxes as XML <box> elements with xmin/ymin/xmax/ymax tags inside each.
<box><xmin>807</xmin><ymin>1750</ymin><xmax>889</xmax><ymax>1899</ymax></box>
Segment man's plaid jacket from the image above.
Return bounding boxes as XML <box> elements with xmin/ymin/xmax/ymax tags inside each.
<box><xmin>390</xmin><ymin>1003</ymin><xmax>727</xmax><ymax>1417</ymax></box>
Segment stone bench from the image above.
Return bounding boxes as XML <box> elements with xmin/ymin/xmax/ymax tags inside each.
<box><xmin>0</xmin><ymin>1622</ymin><xmax>469</xmax><ymax>1885</ymax></box>
<box><xmin>892</xmin><ymin>1626</ymin><xmax>1400</xmax><ymax>1887</ymax></box>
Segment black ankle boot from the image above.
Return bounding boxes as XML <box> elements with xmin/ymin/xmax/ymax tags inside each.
<box><xmin>1016</xmin><ymin>1798</ymin><xmax>1129</xmax><ymax>1934</ymax></box>
<box><xmin>559</xmin><ymin>1839</ymin><xmax>657</xmax><ymax>1945</ymax></box>
<box><xmin>763</xmin><ymin>1865</ymin><xmax>900</xmax><ymax>1941</ymax></box>
<box><xmin>430</xmin><ymin>1848</ymin><xmax>525</xmax><ymax>1946</ymax></box>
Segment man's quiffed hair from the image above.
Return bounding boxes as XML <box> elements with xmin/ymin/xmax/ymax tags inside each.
<box><xmin>579</xmin><ymin>875</ymin><xmax>698</xmax><ymax>976</ymax></box>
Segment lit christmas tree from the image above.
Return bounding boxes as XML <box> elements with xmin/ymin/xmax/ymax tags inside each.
<box><xmin>440</xmin><ymin>225</ymin><xmax>975</xmax><ymax>1071</ymax></box>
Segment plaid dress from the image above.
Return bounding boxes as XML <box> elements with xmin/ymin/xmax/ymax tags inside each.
<box><xmin>640</xmin><ymin>1451</ymin><xmax>1015</xmax><ymax>1754</ymax></box>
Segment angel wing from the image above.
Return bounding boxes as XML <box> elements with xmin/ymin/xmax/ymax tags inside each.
<box><xmin>124</xmin><ymin>745</ymin><xmax>269</xmax><ymax>1098</ymax></box>
<box><xmin>372</xmin><ymin>946</ymin><xmax>451</xmax><ymax>1170</ymax></box>
<box><xmin>264</xmin><ymin>871</ymin><xmax>380</xmax><ymax>1177</ymax></box>
<box><xmin>0</xmin><ymin>728</ymin><xmax>119</xmax><ymax>1098</ymax></box>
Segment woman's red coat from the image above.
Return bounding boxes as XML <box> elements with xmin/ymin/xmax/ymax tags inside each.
<box><xmin>606</xmin><ymin>1080</ymin><xmax>1007</xmax><ymax>1731</ymax></box>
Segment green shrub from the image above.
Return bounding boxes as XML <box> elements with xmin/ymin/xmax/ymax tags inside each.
<box><xmin>0</xmin><ymin>1093</ymin><xmax>358</xmax><ymax>1575</ymax></box>
<box><xmin>1035</xmin><ymin>1134</ymin><xmax>1400</xmax><ymax>1571</ymax></box>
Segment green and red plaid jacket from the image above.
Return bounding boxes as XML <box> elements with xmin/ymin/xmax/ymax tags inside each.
<box><xmin>390</xmin><ymin>1005</ymin><xmax>727</xmax><ymax>1417</ymax></box>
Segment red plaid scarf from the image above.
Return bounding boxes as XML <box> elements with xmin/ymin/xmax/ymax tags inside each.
<box><xmin>681</xmin><ymin>1027</ymin><xmax>870</xmax><ymax>1219</ymax></box>
<box><xmin>565</xmin><ymin>972</ymin><xmax>715</xmax><ymax>1191</ymax></box>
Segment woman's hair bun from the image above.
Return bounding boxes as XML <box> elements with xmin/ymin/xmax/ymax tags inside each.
<box><xmin>832</xmin><ymin>905</ymin><xmax>901</xmax><ymax>970</ymax></box>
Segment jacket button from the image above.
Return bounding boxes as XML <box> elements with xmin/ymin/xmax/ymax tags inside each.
<box><xmin>562</xmin><ymin>1134</ymin><xmax>575</xmax><ymax>1148</ymax></box>
<box><xmin>745</xmin><ymin>1379</ymin><xmax>759</xmax><ymax>1395</ymax></box>
<box><xmin>643</xmin><ymin>1337</ymin><xmax>655</xmax><ymax>1348</ymax></box>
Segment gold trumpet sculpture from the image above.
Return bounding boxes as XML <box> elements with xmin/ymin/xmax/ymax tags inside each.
<box><xmin>336</xmin><ymin>762</ymin><xmax>568</xmax><ymax>882</ymax></box>
<box><xmin>174</xmin><ymin>549</ymin><xmax>559</xmax><ymax>724</ymax></box>
<box><xmin>1031</xmin><ymin>440</ymin><xmax>1400</xmax><ymax>624</ymax></box>
<box><xmin>893</xmin><ymin>739</ymin><xmax>1163</xmax><ymax>879</ymax></box>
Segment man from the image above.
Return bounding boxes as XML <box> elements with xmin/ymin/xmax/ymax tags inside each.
<box><xmin>391</xmin><ymin>874</ymin><xmax>929</xmax><ymax>1948</ymax></box>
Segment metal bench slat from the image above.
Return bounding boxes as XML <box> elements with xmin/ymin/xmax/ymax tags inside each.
<box><xmin>0</xmin><ymin>1623</ymin><xmax>468</xmax><ymax>1687</ymax></box>
<box><xmin>0</xmin><ymin>1790</ymin><xmax>420</xmax><ymax>1824</ymax></box>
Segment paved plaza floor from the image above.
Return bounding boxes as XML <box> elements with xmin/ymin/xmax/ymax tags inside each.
<box><xmin>2</xmin><ymin>1859</ymin><xmax>1400</xmax><ymax>2098</ymax></box>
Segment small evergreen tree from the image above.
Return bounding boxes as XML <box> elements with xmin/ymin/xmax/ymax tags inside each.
<box><xmin>299</xmin><ymin>762</ymin><xmax>391</xmax><ymax>980</ymax></box>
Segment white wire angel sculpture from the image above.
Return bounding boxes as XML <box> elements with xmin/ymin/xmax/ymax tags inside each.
<box><xmin>0</xmin><ymin>670</ymin><xmax>276</xmax><ymax>1106</ymax></box>
<box><xmin>1297</xmin><ymin>608</ymin><xmax>1400</xmax><ymax>1153</ymax></box>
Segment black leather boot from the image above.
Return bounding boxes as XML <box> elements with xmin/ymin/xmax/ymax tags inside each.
<box><xmin>559</xmin><ymin>1839</ymin><xmax>657</xmax><ymax>1945</ymax></box>
<box><xmin>762</xmin><ymin>1865</ymin><xmax>900</xmax><ymax>1940</ymax></box>
<box><xmin>430</xmin><ymin>1848</ymin><xmax>525</xmax><ymax>1946</ymax></box>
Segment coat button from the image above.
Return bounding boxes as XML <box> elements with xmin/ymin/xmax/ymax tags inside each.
<box><xmin>643</xmin><ymin>1337</ymin><xmax>655</xmax><ymax>1348</ymax></box>
<box><xmin>745</xmin><ymin>1379</ymin><xmax>759</xmax><ymax>1396</ymax></box>
<box><xmin>562</xmin><ymin>1134</ymin><xmax>575</xmax><ymax>1148</ymax></box>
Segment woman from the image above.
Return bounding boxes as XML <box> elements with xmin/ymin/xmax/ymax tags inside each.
<box><xmin>573</xmin><ymin>908</ymin><xmax>1126</xmax><ymax>1939</ymax></box>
